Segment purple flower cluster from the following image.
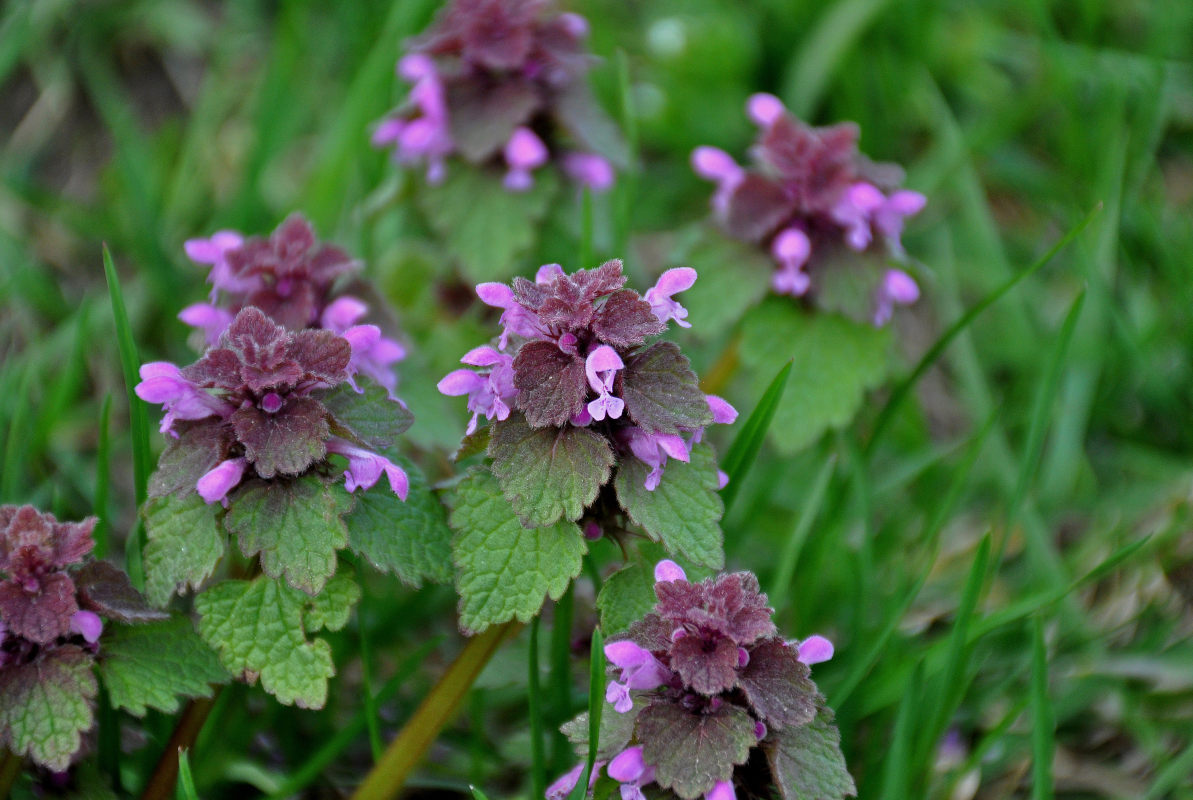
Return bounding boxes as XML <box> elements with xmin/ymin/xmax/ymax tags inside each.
<box><xmin>438</xmin><ymin>261</ymin><xmax>735</xmax><ymax>491</ymax></box>
<box><xmin>136</xmin><ymin>307</ymin><xmax>410</xmax><ymax>505</ymax></box>
<box><xmin>552</xmin><ymin>561</ymin><xmax>834</xmax><ymax>800</ymax></box>
<box><xmin>179</xmin><ymin>214</ymin><xmax>405</xmax><ymax>398</ymax></box>
<box><xmin>693</xmin><ymin>93</ymin><xmax>925</xmax><ymax>325</ymax></box>
<box><xmin>0</xmin><ymin>506</ymin><xmax>101</xmax><ymax>652</ymax></box>
<box><xmin>373</xmin><ymin>0</ymin><xmax>617</xmax><ymax>192</ymax></box>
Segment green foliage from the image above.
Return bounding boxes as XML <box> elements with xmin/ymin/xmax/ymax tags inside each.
<box><xmin>739</xmin><ymin>299</ymin><xmax>890</xmax><ymax>453</ymax></box>
<box><xmin>620</xmin><ymin>342</ymin><xmax>713</xmax><ymax>436</ymax></box>
<box><xmin>98</xmin><ymin>618</ymin><xmax>228</xmax><ymax>716</ymax></box>
<box><xmin>0</xmin><ymin>646</ymin><xmax>97</xmax><ymax>772</ymax></box>
<box><xmin>142</xmin><ymin>492</ymin><xmax>226</xmax><ymax>607</ymax></box>
<box><xmin>320</xmin><ymin>380</ymin><xmax>414</xmax><ymax>451</ymax></box>
<box><xmin>345</xmin><ymin>457</ymin><xmax>453</xmax><ymax>587</ymax></box>
<box><xmin>488</xmin><ymin>415</ymin><xmax>615</xmax><ymax>528</ymax></box>
<box><xmin>596</xmin><ymin>560</ymin><xmax>658</xmax><ymax>635</ymax></box>
<box><xmin>225</xmin><ymin>476</ymin><xmax>354</xmax><ymax>596</ymax></box>
<box><xmin>763</xmin><ymin>709</ymin><xmax>856</xmax><ymax>800</ymax></box>
<box><xmin>418</xmin><ymin>166</ymin><xmax>559</xmax><ymax>283</ymax></box>
<box><xmin>614</xmin><ymin>443</ymin><xmax>725</xmax><ymax>569</ymax></box>
<box><xmin>447</xmin><ymin>468</ymin><xmax>586</xmax><ymax>632</ymax></box>
<box><xmin>560</xmin><ymin>706</ymin><xmax>636</xmax><ymax>762</ymax></box>
<box><xmin>195</xmin><ymin>575</ymin><xmax>352</xmax><ymax>709</ymax></box>
<box><xmin>671</xmin><ymin>226</ymin><xmax>772</xmax><ymax>341</ymax></box>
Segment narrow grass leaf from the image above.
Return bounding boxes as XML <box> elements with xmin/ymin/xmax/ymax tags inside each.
<box><xmin>879</xmin><ymin>661</ymin><xmax>922</xmax><ymax>800</ymax></box>
<box><xmin>770</xmin><ymin>453</ymin><xmax>836</xmax><ymax>607</ymax></box>
<box><xmin>94</xmin><ymin>394</ymin><xmax>113</xmax><ymax>559</ymax></box>
<box><xmin>469</xmin><ymin>787</ymin><xmax>491</xmax><ymax>800</ymax></box>
<box><xmin>1030</xmin><ymin>618</ymin><xmax>1054</xmax><ymax>800</ymax></box>
<box><xmin>721</xmin><ymin>360</ymin><xmax>793</xmax><ymax>514</ymax></box>
<box><xmin>176</xmin><ymin>749</ymin><xmax>199</xmax><ymax>800</ymax></box>
<box><xmin>529</xmin><ymin>617</ymin><xmax>547</xmax><ymax>800</ymax></box>
<box><xmin>865</xmin><ymin>206</ymin><xmax>1100</xmax><ymax>457</ymax></box>
<box><xmin>571</xmin><ymin>626</ymin><xmax>605</xmax><ymax>800</ymax></box>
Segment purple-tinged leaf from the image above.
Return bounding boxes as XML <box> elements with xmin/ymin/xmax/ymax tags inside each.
<box><xmin>636</xmin><ymin>701</ymin><xmax>755</xmax><ymax>799</ymax></box>
<box><xmin>737</xmin><ymin>638</ymin><xmax>817</xmax><ymax>729</ymax></box>
<box><xmin>231</xmin><ymin>397</ymin><xmax>331</xmax><ymax>479</ymax></box>
<box><xmin>592</xmin><ymin>290</ymin><xmax>664</xmax><ymax>349</ymax></box>
<box><xmin>147</xmin><ymin>419</ymin><xmax>234</xmax><ymax>500</ymax></box>
<box><xmin>724</xmin><ymin>173</ymin><xmax>796</xmax><ymax>243</ymax></box>
<box><xmin>447</xmin><ymin>77</ymin><xmax>542</xmax><ymax>162</ymax></box>
<box><xmin>72</xmin><ymin>560</ymin><xmax>168</xmax><ymax>624</ymax></box>
<box><xmin>620</xmin><ymin>342</ymin><xmax>713</xmax><ymax>435</ymax></box>
<box><xmin>670</xmin><ymin>633</ymin><xmax>742</xmax><ymax>695</ymax></box>
<box><xmin>0</xmin><ymin>645</ymin><xmax>97</xmax><ymax>771</ymax></box>
<box><xmin>0</xmin><ymin>571</ymin><xmax>77</xmax><ymax>643</ymax></box>
<box><xmin>513</xmin><ymin>341</ymin><xmax>587</xmax><ymax>428</ymax></box>
<box><xmin>288</xmin><ymin>329</ymin><xmax>352</xmax><ymax>385</ymax></box>
<box><xmin>624</xmin><ymin>613</ymin><xmax>675</xmax><ymax>653</ymax></box>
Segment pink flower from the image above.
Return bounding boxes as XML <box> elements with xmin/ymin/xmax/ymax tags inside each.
<box><xmin>770</xmin><ymin>227</ymin><xmax>812</xmax><ymax>297</ymax></box>
<box><xmin>69</xmin><ymin>610</ymin><xmax>103</xmax><ymax>644</ymax></box>
<box><xmin>585</xmin><ymin>345</ymin><xmax>625</xmax><ymax>421</ymax></box>
<box><xmin>872</xmin><ymin>269</ymin><xmax>919</xmax><ymax>326</ymax></box>
<box><xmin>321</xmin><ymin>297</ymin><xmax>407</xmax><ymax>398</ymax></box>
<box><xmin>607</xmin><ymin>746</ymin><xmax>657</xmax><ymax>800</ymax></box>
<box><xmin>438</xmin><ymin>346</ymin><xmax>517</xmax><ymax>435</ymax></box>
<box><xmin>796</xmin><ymin>634</ymin><xmax>834</xmax><ymax>665</ymax></box>
<box><xmin>746</xmin><ymin>93</ymin><xmax>786</xmax><ymax>127</ymax></box>
<box><xmin>134</xmin><ymin>362</ymin><xmax>232</xmax><ymax>436</ymax></box>
<box><xmin>830</xmin><ymin>182</ymin><xmax>886</xmax><ymax>251</ymax></box>
<box><xmin>178</xmin><ymin>303</ymin><xmax>235</xmax><ymax>346</ymax></box>
<box><xmin>504</xmin><ymin>127</ymin><xmax>549</xmax><ymax>191</ymax></box>
<box><xmin>604</xmin><ymin>640</ymin><xmax>671</xmax><ymax>713</ymax></box>
<box><xmin>546</xmin><ymin>760</ymin><xmax>606</xmax><ymax>800</ymax></box>
<box><xmin>706</xmin><ymin>780</ymin><xmax>736</xmax><ymax>800</ymax></box>
<box><xmin>476</xmin><ymin>281</ymin><xmax>542</xmax><ymax>348</ymax></box>
<box><xmin>563</xmin><ymin>152</ymin><xmax>615</xmax><ymax>191</ymax></box>
<box><xmin>873</xmin><ymin>189</ymin><xmax>926</xmax><ymax>256</ymax></box>
<box><xmin>623</xmin><ymin>428</ymin><xmax>690</xmax><ymax>491</ymax></box>
<box><xmin>196</xmin><ymin>457</ymin><xmax>248</xmax><ymax>505</ymax></box>
<box><xmin>692</xmin><ymin>146</ymin><xmax>745</xmax><ymax>217</ymax></box>
<box><xmin>184</xmin><ymin>230</ymin><xmax>249</xmax><ymax>300</ymax></box>
<box><xmin>653</xmin><ymin>559</ymin><xmax>686</xmax><ymax>583</ymax></box>
<box><xmin>643</xmin><ymin>267</ymin><xmax>697</xmax><ymax>328</ymax></box>
<box><xmin>326</xmin><ymin>439</ymin><xmax>409</xmax><ymax>499</ymax></box>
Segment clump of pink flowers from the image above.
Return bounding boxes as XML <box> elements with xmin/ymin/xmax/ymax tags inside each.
<box><xmin>179</xmin><ymin>214</ymin><xmax>406</xmax><ymax>399</ymax></box>
<box><xmin>372</xmin><ymin>0</ymin><xmax>620</xmax><ymax>192</ymax></box>
<box><xmin>553</xmin><ymin>561</ymin><xmax>852</xmax><ymax>800</ymax></box>
<box><xmin>693</xmin><ymin>93</ymin><xmax>925</xmax><ymax>326</ymax></box>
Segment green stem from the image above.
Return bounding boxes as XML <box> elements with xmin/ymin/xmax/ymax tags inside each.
<box><xmin>0</xmin><ymin>748</ymin><xmax>22</xmax><ymax>800</ymax></box>
<box><xmin>548</xmin><ymin>586</ymin><xmax>575</xmax><ymax>772</ymax></box>
<box><xmin>139</xmin><ymin>693</ymin><xmax>219</xmax><ymax>800</ymax></box>
<box><xmin>351</xmin><ymin>622</ymin><xmax>519</xmax><ymax>800</ymax></box>
<box><xmin>529</xmin><ymin>618</ymin><xmax>546</xmax><ymax>799</ymax></box>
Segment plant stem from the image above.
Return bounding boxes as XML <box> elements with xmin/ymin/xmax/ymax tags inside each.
<box><xmin>0</xmin><ymin>748</ymin><xmax>22</xmax><ymax>800</ymax></box>
<box><xmin>139</xmin><ymin>693</ymin><xmax>219</xmax><ymax>800</ymax></box>
<box><xmin>351</xmin><ymin>621</ymin><xmax>520</xmax><ymax>800</ymax></box>
<box><xmin>700</xmin><ymin>333</ymin><xmax>740</xmax><ymax>396</ymax></box>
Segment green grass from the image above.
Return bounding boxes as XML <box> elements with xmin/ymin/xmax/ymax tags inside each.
<box><xmin>2</xmin><ymin>0</ymin><xmax>1192</xmax><ymax>797</ymax></box>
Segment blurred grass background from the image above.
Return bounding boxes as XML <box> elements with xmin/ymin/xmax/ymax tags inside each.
<box><xmin>2</xmin><ymin>0</ymin><xmax>1193</xmax><ymax>797</ymax></box>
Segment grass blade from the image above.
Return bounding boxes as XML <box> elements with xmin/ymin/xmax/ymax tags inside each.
<box><xmin>549</xmin><ymin>586</ymin><xmax>575</xmax><ymax>772</ymax></box>
<box><xmin>529</xmin><ymin>617</ymin><xmax>547</xmax><ymax>800</ymax></box>
<box><xmin>865</xmin><ymin>205</ymin><xmax>1100</xmax><ymax>457</ymax></box>
<box><xmin>880</xmin><ymin>661</ymin><xmax>922</xmax><ymax>800</ymax></box>
<box><xmin>570</xmin><ymin>626</ymin><xmax>604</xmax><ymax>800</ymax></box>
<box><xmin>176</xmin><ymin>750</ymin><xmax>199</xmax><ymax>800</ymax></box>
<box><xmin>94</xmin><ymin>394</ymin><xmax>113</xmax><ymax>561</ymax></box>
<box><xmin>1030</xmin><ymin>617</ymin><xmax>1054</xmax><ymax>800</ymax></box>
<box><xmin>770</xmin><ymin>453</ymin><xmax>836</xmax><ymax>608</ymax></box>
<box><xmin>469</xmin><ymin>787</ymin><xmax>491</xmax><ymax>800</ymax></box>
<box><xmin>720</xmin><ymin>360</ymin><xmax>793</xmax><ymax>515</ymax></box>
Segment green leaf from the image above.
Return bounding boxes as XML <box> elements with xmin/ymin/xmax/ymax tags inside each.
<box><xmin>489</xmin><ymin>415</ymin><xmax>615</xmax><ymax>527</ymax></box>
<box><xmin>418</xmin><ymin>166</ymin><xmax>558</xmax><ymax>284</ymax></box>
<box><xmin>319</xmin><ymin>380</ymin><xmax>414</xmax><ymax>450</ymax></box>
<box><xmin>671</xmin><ymin>226</ymin><xmax>772</xmax><ymax>341</ymax></box>
<box><xmin>98</xmin><ymin>618</ymin><xmax>228</xmax><ymax>716</ymax></box>
<box><xmin>0</xmin><ymin>645</ymin><xmax>97</xmax><ymax>771</ymax></box>
<box><xmin>637</xmin><ymin>701</ymin><xmax>755</xmax><ymax>799</ymax></box>
<box><xmin>596</xmin><ymin>561</ymin><xmax>658</xmax><ymax>635</ymax></box>
<box><xmin>620</xmin><ymin>342</ymin><xmax>713</xmax><ymax>436</ymax></box>
<box><xmin>560</xmin><ymin>705</ymin><xmax>637</xmax><ymax>762</ymax></box>
<box><xmin>195</xmin><ymin>576</ymin><xmax>347</xmax><ymax>708</ymax></box>
<box><xmin>720</xmin><ymin>359</ymin><xmax>793</xmax><ymax>515</ymax></box>
<box><xmin>142</xmin><ymin>492</ymin><xmax>226</xmax><ymax>607</ymax></box>
<box><xmin>226</xmin><ymin>476</ymin><xmax>354</xmax><ymax>596</ymax></box>
<box><xmin>763</xmin><ymin>708</ymin><xmax>857</xmax><ymax>800</ymax></box>
<box><xmin>739</xmin><ymin>299</ymin><xmax>890</xmax><ymax>454</ymax></box>
<box><xmin>303</xmin><ymin>572</ymin><xmax>361</xmax><ymax>633</ymax></box>
<box><xmin>345</xmin><ymin>457</ymin><xmax>453</xmax><ymax>587</ymax></box>
<box><xmin>447</xmin><ymin>468</ymin><xmax>586</xmax><ymax>633</ymax></box>
<box><xmin>614</xmin><ymin>442</ymin><xmax>725</xmax><ymax>569</ymax></box>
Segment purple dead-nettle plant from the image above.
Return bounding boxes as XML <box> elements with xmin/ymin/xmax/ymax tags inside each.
<box><xmin>178</xmin><ymin>214</ymin><xmax>406</xmax><ymax>398</ymax></box>
<box><xmin>137</xmin><ymin>307</ymin><xmax>410</xmax><ymax>505</ymax></box>
<box><xmin>693</xmin><ymin>93</ymin><xmax>925</xmax><ymax>326</ymax></box>
<box><xmin>372</xmin><ymin>0</ymin><xmax>619</xmax><ymax>192</ymax></box>
<box><xmin>0</xmin><ymin>506</ymin><xmax>214</xmax><ymax>771</ymax></box>
<box><xmin>555</xmin><ymin>561</ymin><xmax>854</xmax><ymax>800</ymax></box>
<box><xmin>440</xmin><ymin>259</ymin><xmax>734</xmax><ymax>521</ymax></box>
